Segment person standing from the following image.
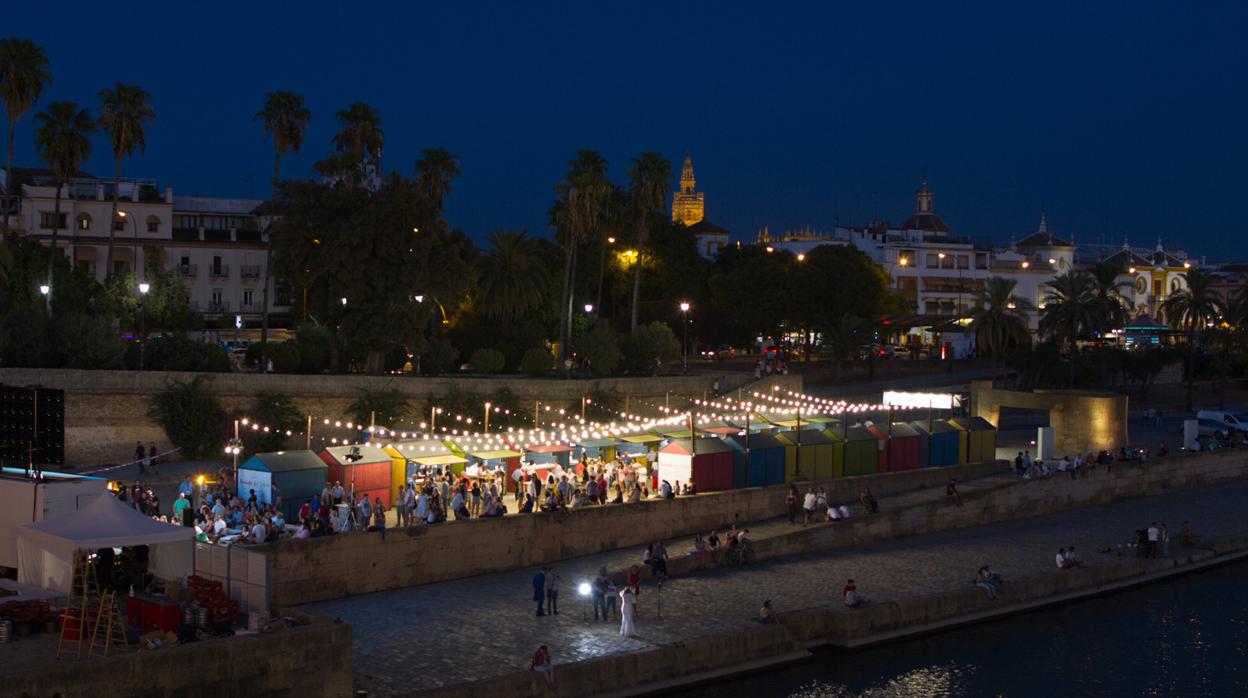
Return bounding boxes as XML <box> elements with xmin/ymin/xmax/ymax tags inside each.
<box><xmin>135</xmin><ymin>442</ymin><xmax>147</xmax><ymax>475</ymax></box>
<box><xmin>619</xmin><ymin>586</ymin><xmax>637</xmax><ymax>637</ymax></box>
<box><xmin>785</xmin><ymin>485</ymin><xmax>799</xmax><ymax>524</ymax></box>
<box><xmin>592</xmin><ymin>570</ymin><xmax>609</xmax><ymax>621</ymax></box>
<box><xmin>147</xmin><ymin>441</ymin><xmax>158</xmax><ymax>474</ymax></box>
<box><xmin>545</xmin><ymin>566</ymin><xmax>561</xmax><ymax>615</ymax></box>
<box><xmin>396</xmin><ymin>485</ymin><xmax>408</xmax><ymax>527</ymax></box>
<box><xmin>1160</xmin><ymin>523</ymin><xmax>1170</xmax><ymax>557</ymax></box>
<box><xmin>1147</xmin><ymin>522</ymin><xmax>1161</xmax><ymax>558</ymax></box>
<box><xmin>533</xmin><ymin>568</ymin><xmax>547</xmax><ymax>617</ymax></box>
<box><xmin>803</xmin><ymin>487</ymin><xmax>817</xmax><ymax>526</ymax></box>
<box><xmin>627</xmin><ymin>565</ymin><xmax>642</xmax><ymax>596</ymax></box>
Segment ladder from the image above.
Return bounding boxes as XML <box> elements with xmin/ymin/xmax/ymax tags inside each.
<box><xmin>56</xmin><ymin>550</ymin><xmax>99</xmax><ymax>660</ymax></box>
<box><xmin>89</xmin><ymin>590</ymin><xmax>128</xmax><ymax>657</ymax></box>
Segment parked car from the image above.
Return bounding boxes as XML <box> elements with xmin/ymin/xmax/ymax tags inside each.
<box><xmin>1179</xmin><ymin>418</ymin><xmax>1232</xmax><ymax>440</ymax></box>
<box><xmin>1196</xmin><ymin>410</ymin><xmax>1248</xmax><ymax>434</ymax></box>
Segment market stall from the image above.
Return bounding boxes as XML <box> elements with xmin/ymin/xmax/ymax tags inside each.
<box><xmin>698</xmin><ymin>420</ymin><xmax>744</xmax><ymax>436</ymax></box>
<box><xmin>17</xmin><ymin>493</ymin><xmax>195</xmax><ymax>595</ymax></box>
<box><xmin>618</xmin><ymin>433</ymin><xmax>663</xmax><ymax>468</ymax></box>
<box><xmin>236</xmin><ymin>450</ymin><xmax>327</xmax><ymax>522</ymax></box>
<box><xmin>950</xmin><ymin>417</ymin><xmax>998</xmax><ymax>463</ymax></box>
<box><xmin>914</xmin><ymin>419</ymin><xmax>960</xmax><ymax>467</ymax></box>
<box><xmin>776</xmin><ymin>429</ymin><xmax>838</xmax><ymax>481</ymax></box>
<box><xmin>392</xmin><ymin>439</ymin><xmax>466</xmax><ymax>480</ymax></box>
<box><xmin>841</xmin><ymin>425</ymin><xmax>881</xmax><ymax>476</ymax></box>
<box><xmin>725</xmin><ymin>432</ymin><xmax>785</xmax><ymax>487</ymax></box>
<box><xmin>524</xmin><ymin>443</ymin><xmax>575</xmax><ymax>468</ymax></box>
<box><xmin>656</xmin><ymin>438</ymin><xmax>734</xmax><ymax>492</ymax></box>
<box><xmin>878</xmin><ymin>423</ymin><xmax>921</xmax><ymax>471</ymax></box>
<box><xmin>319</xmin><ymin>444</ymin><xmax>394</xmax><ymax>508</ymax></box>
<box><xmin>576</xmin><ymin>437</ymin><xmax>620</xmax><ymax>462</ymax></box>
<box><xmin>464</xmin><ymin>448</ymin><xmax>522</xmax><ymax>484</ymax></box>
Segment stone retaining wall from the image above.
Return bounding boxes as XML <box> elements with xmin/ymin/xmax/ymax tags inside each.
<box><xmin>0</xmin><ymin>367</ymin><xmax>797</xmax><ymax>465</ymax></box>
<box><xmin>266</xmin><ymin>460</ymin><xmax>1006</xmax><ymax>606</ymax></box>
<box><xmin>2</xmin><ymin>611</ymin><xmax>352</xmax><ymax>698</ymax></box>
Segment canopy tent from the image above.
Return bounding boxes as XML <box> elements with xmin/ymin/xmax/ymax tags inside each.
<box><xmin>237</xmin><ymin>450</ymin><xmax>327</xmax><ymax>522</ymax></box>
<box><xmin>18</xmin><ymin>494</ymin><xmax>194</xmax><ymax>595</ymax></box>
<box><xmin>657</xmin><ymin>438</ymin><xmax>734</xmax><ymax>492</ymax></box>
<box><xmin>950</xmin><ymin>417</ymin><xmax>998</xmax><ymax>464</ymax></box>
<box><xmin>320</xmin><ymin>444</ymin><xmax>394</xmax><ymax>508</ymax></box>
<box><xmin>725</xmin><ymin>432</ymin><xmax>785</xmax><ymax>487</ymax></box>
<box><xmin>775</xmin><ymin>429</ymin><xmax>838</xmax><ymax>481</ymax></box>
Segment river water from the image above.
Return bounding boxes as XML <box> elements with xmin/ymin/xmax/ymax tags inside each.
<box><xmin>682</xmin><ymin>561</ymin><xmax>1247</xmax><ymax>697</ymax></box>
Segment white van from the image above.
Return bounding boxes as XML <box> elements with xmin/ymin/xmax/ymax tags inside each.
<box><xmin>1196</xmin><ymin>410</ymin><xmax>1248</xmax><ymax>434</ymax></box>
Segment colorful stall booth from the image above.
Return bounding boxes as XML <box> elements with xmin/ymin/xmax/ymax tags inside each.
<box><xmin>464</xmin><ymin>449</ymin><xmax>522</xmax><ymax>486</ymax></box>
<box><xmin>390</xmin><ymin>439</ymin><xmax>466</xmax><ymax>480</ymax></box>
<box><xmin>725</xmin><ymin>432</ymin><xmax>786</xmax><ymax>487</ymax></box>
<box><xmin>881</xmin><ymin>423</ymin><xmax>921</xmax><ymax>471</ymax></box>
<box><xmin>915</xmin><ymin>420</ymin><xmax>961</xmax><ymax>467</ymax></box>
<box><xmin>950</xmin><ymin>417</ymin><xmax>998</xmax><ymax>463</ymax></box>
<box><xmin>618</xmin><ymin>433</ymin><xmax>663</xmax><ymax>469</ymax></box>
<box><xmin>525</xmin><ymin>444</ymin><xmax>575</xmax><ymax>468</ymax></box>
<box><xmin>776</xmin><ymin>429</ymin><xmax>839</xmax><ymax>481</ymax></box>
<box><xmin>320</xmin><ymin>444</ymin><xmax>394</xmax><ymax>508</ymax></box>
<box><xmin>576</xmin><ymin>438</ymin><xmax>619</xmax><ymax>462</ymax></box>
<box><xmin>841</xmin><ymin>426</ymin><xmax>881</xmax><ymax>476</ymax></box>
<box><xmin>236</xmin><ymin>449</ymin><xmax>327</xmax><ymax>523</ymax></box>
<box><xmin>656</xmin><ymin>438</ymin><xmax>734</xmax><ymax>492</ymax></box>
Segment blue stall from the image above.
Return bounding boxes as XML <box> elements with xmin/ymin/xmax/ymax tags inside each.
<box><xmin>725</xmin><ymin>432</ymin><xmax>785</xmax><ymax>487</ymax></box>
<box><xmin>922</xmin><ymin>419</ymin><xmax>961</xmax><ymax>467</ymax></box>
<box><xmin>237</xmin><ymin>450</ymin><xmax>327</xmax><ymax>522</ymax></box>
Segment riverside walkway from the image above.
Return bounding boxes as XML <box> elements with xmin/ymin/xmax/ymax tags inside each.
<box><xmin>304</xmin><ymin>475</ymin><xmax>1248</xmax><ymax>697</ymax></box>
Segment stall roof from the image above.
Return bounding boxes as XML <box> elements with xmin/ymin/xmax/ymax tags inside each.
<box><xmin>950</xmin><ymin>416</ymin><xmax>996</xmax><ymax>431</ymax></box>
<box><xmin>241</xmin><ymin>450</ymin><xmax>327</xmax><ymax>473</ymax></box>
<box><xmin>413</xmin><ymin>454</ymin><xmax>468</xmax><ymax>466</ymax></box>
<box><xmin>654</xmin><ymin>427</ymin><xmax>694</xmax><ymax>438</ymax></box>
<box><xmin>659</xmin><ymin>437</ymin><xmax>733</xmax><ymax>456</ymax></box>
<box><xmin>726</xmin><ymin>432</ymin><xmax>785</xmax><ymax>450</ymax></box>
<box><xmin>321</xmin><ymin>444</ymin><xmax>392</xmax><ymax>464</ymax></box>
<box><xmin>620</xmin><ymin>433</ymin><xmax>664</xmax><ymax>444</ymax></box>
<box><xmin>577</xmin><ymin>438</ymin><xmax>621</xmax><ymax>448</ymax></box>
<box><xmin>526</xmin><ymin>444</ymin><xmax>575</xmax><ymax>454</ymax></box>
<box><xmin>467</xmin><ymin>449</ymin><xmax>522</xmax><ymax>460</ymax></box>
<box><xmin>389</xmin><ymin>439</ymin><xmax>455</xmax><ymax>455</ymax></box>
<box><xmin>777</xmin><ymin>429</ymin><xmax>835</xmax><ymax>445</ymax></box>
<box><xmin>845</xmin><ymin>425</ymin><xmax>881</xmax><ymax>442</ymax></box>
<box><xmin>887</xmin><ymin>423</ymin><xmax>921</xmax><ymax>438</ymax></box>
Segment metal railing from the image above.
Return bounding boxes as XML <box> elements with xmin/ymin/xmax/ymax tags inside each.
<box><xmin>176</xmin><ymin>264</ymin><xmax>198</xmax><ymax>278</ymax></box>
<box><xmin>209</xmin><ymin>264</ymin><xmax>230</xmax><ymax>279</ymax></box>
<box><xmin>240</xmin><ymin>265</ymin><xmax>261</xmax><ymax>280</ymax></box>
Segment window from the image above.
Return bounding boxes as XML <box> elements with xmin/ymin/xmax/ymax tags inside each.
<box><xmin>76</xmin><ymin>213</ymin><xmax>92</xmax><ymax>230</ymax></box>
<box><xmin>39</xmin><ymin>211</ymin><xmax>67</xmax><ymax>229</ymax></box>
<box><xmin>113</xmin><ymin>218</ymin><xmax>125</xmax><ymax>232</ymax></box>
<box><xmin>926</xmin><ymin>254</ymin><xmax>939</xmax><ymax>268</ymax></box>
<box><xmin>212</xmin><ymin>256</ymin><xmax>222</xmax><ymax>273</ymax></box>
<box><xmin>243</xmin><ymin>290</ymin><xmax>254</xmax><ymax>307</ymax></box>
<box><xmin>113</xmin><ymin>261</ymin><xmax>127</xmax><ymax>275</ymax></box>
<box><xmin>76</xmin><ymin>260</ymin><xmax>92</xmax><ymax>274</ymax></box>
<box><xmin>956</xmin><ymin>255</ymin><xmax>969</xmax><ymax>270</ymax></box>
<box><xmin>146</xmin><ymin>215</ymin><xmax>161</xmax><ymax>233</ymax></box>
<box><xmin>211</xmin><ymin>289</ymin><xmax>223</xmax><ymax>305</ymax></box>
<box><xmin>942</xmin><ymin>255</ymin><xmax>955</xmax><ymax>270</ymax></box>
<box><xmin>180</xmin><ymin>256</ymin><xmax>190</xmax><ymax>267</ymax></box>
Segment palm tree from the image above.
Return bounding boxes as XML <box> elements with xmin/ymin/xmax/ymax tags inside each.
<box><xmin>1039</xmin><ymin>271</ymin><xmax>1099</xmax><ymax>386</ymax></box>
<box><xmin>822</xmin><ymin>313</ymin><xmax>865</xmax><ymax>384</ymax></box>
<box><xmin>1086</xmin><ymin>260</ymin><xmax>1134</xmax><ymax>334</ymax></box>
<box><xmin>414</xmin><ymin>147</ymin><xmax>460</xmax><ymax>212</ymax></box>
<box><xmin>254</xmin><ymin>90</ymin><xmax>310</xmax><ymax>343</ymax></box>
<box><xmin>331</xmin><ymin>102</ymin><xmax>383</xmax><ymax>168</ymax></box>
<box><xmin>626</xmin><ymin>152</ymin><xmax>672</xmax><ymax>334</ymax></box>
<box><xmin>552</xmin><ymin>151</ymin><xmax>610</xmax><ymax>359</ymax></box>
<box><xmin>476</xmin><ymin>230</ymin><xmax>548</xmax><ymax>323</ymax></box>
<box><xmin>1160</xmin><ymin>268</ymin><xmax>1225</xmax><ymax>411</ymax></box>
<box><xmin>98</xmin><ymin>82</ymin><xmax>155</xmax><ymax>279</ymax></box>
<box><xmin>970</xmin><ymin>277</ymin><xmax>1033</xmax><ymax>386</ymax></box>
<box><xmin>0</xmin><ymin>38</ymin><xmax>52</xmax><ymax>232</ymax></box>
<box><xmin>34</xmin><ymin>101</ymin><xmax>93</xmax><ymax>308</ymax></box>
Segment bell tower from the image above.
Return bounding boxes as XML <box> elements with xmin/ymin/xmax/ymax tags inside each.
<box><xmin>671</xmin><ymin>150</ymin><xmax>705</xmax><ymax>225</ymax></box>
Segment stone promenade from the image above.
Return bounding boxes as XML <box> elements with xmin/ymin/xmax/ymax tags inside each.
<box><xmin>303</xmin><ymin>477</ymin><xmax>1248</xmax><ymax>696</ymax></box>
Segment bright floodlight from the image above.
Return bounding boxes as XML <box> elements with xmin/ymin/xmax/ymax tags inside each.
<box><xmin>39</xmin><ymin>284</ymin><xmax>50</xmax><ymax>295</ymax></box>
<box><xmin>138</xmin><ymin>282</ymin><xmax>150</xmax><ymax>294</ymax></box>
<box><xmin>680</xmin><ymin>302</ymin><xmax>690</xmax><ymax>312</ymax></box>
<box><xmin>578</xmin><ymin>582</ymin><xmax>591</xmax><ymax>596</ymax></box>
<box><xmin>414</xmin><ymin>295</ymin><xmax>424</xmax><ymax>303</ymax></box>
<box><xmin>341</xmin><ymin>297</ymin><xmax>348</xmax><ymax>306</ymax></box>
<box><xmin>584</xmin><ymin>304</ymin><xmax>593</xmax><ymax>313</ymax></box>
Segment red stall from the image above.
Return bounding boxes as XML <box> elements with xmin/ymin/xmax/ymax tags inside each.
<box><xmin>320</xmin><ymin>444</ymin><xmax>394</xmax><ymax>508</ymax></box>
<box><xmin>864</xmin><ymin>425</ymin><xmax>890</xmax><ymax>472</ymax></box>
<box><xmin>882</xmin><ymin>423</ymin><xmax>921</xmax><ymax>471</ymax></box>
<box><xmin>656</xmin><ymin>438</ymin><xmax>734</xmax><ymax>492</ymax></box>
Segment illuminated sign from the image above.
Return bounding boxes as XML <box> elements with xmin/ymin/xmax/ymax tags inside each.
<box><xmin>882</xmin><ymin>391</ymin><xmax>957</xmax><ymax>410</ymax></box>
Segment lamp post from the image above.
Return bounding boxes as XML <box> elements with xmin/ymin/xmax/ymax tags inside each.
<box><xmin>225</xmin><ymin>419</ymin><xmax>244</xmax><ymax>493</ymax></box>
<box><xmin>39</xmin><ymin>284</ymin><xmax>50</xmax><ymax>312</ymax></box>
<box><xmin>138</xmin><ymin>282</ymin><xmax>150</xmax><ymax>369</ymax></box>
<box><xmin>483</xmin><ymin>402</ymin><xmax>491</xmax><ymax>434</ymax></box>
<box><xmin>680</xmin><ymin>302</ymin><xmax>691</xmax><ymax>373</ymax></box>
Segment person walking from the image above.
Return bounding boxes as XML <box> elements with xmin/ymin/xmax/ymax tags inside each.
<box><xmin>533</xmin><ymin>568</ymin><xmax>547</xmax><ymax>617</ymax></box>
<box><xmin>619</xmin><ymin>586</ymin><xmax>637</xmax><ymax>637</ymax></box>
<box><xmin>545</xmin><ymin>566</ymin><xmax>561</xmax><ymax>615</ymax></box>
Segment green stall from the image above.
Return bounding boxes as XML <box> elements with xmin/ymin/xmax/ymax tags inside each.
<box><xmin>841</xmin><ymin>425</ymin><xmax>881</xmax><ymax>476</ymax></box>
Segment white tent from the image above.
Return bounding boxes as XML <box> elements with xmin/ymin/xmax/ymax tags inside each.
<box><xmin>17</xmin><ymin>493</ymin><xmax>196</xmax><ymax>595</ymax></box>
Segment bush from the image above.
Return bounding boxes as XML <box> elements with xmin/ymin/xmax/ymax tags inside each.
<box><xmin>622</xmin><ymin>321</ymin><xmax>680</xmax><ymax>374</ymax></box>
<box><xmin>520</xmin><ymin>347</ymin><xmax>552</xmax><ymax>376</ymax></box>
<box><xmin>56</xmin><ymin>313</ymin><xmax>124</xmax><ymax>369</ymax></box>
<box><xmin>574</xmin><ymin>325</ymin><xmax>623</xmax><ymax>376</ymax></box>
<box><xmin>422</xmin><ymin>336</ymin><xmax>459</xmax><ymax>375</ymax></box>
<box><xmin>245</xmin><ymin>341</ymin><xmax>301</xmax><ymax>373</ymax></box>
<box><xmin>248</xmin><ymin>392</ymin><xmax>304</xmax><ymax>452</ymax></box>
<box><xmin>148</xmin><ymin>378</ymin><xmax>225</xmax><ymax>458</ymax></box>
<box><xmin>143</xmin><ymin>334</ymin><xmax>231</xmax><ymax>372</ymax></box>
<box><xmin>0</xmin><ymin>307</ymin><xmax>53</xmax><ymax>367</ymax></box>
<box><xmin>346</xmin><ymin>386</ymin><xmax>411</xmax><ymax>430</ymax></box>
<box><xmin>470</xmin><ymin>348</ymin><xmax>506</xmax><ymax>374</ymax></box>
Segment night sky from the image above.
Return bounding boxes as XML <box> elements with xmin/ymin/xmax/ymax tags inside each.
<box><xmin>7</xmin><ymin>2</ymin><xmax>1247</xmax><ymax>257</ymax></box>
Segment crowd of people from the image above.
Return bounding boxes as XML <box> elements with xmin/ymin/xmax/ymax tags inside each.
<box><xmin>783</xmin><ymin>484</ymin><xmax>874</xmax><ymax>525</ymax></box>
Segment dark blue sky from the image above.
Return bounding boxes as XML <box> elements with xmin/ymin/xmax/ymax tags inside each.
<box><xmin>8</xmin><ymin>2</ymin><xmax>1248</xmax><ymax>257</ymax></box>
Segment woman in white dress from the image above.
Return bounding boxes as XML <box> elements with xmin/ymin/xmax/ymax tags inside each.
<box><xmin>619</xmin><ymin>587</ymin><xmax>636</xmax><ymax>637</ymax></box>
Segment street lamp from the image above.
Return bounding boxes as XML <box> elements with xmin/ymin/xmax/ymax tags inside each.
<box><xmin>584</xmin><ymin>303</ymin><xmax>594</xmax><ymax>314</ymax></box>
<box><xmin>796</xmin><ymin>253</ymin><xmax>805</xmax><ymax>262</ymax></box>
<box><xmin>138</xmin><ymin>282</ymin><xmax>150</xmax><ymax>370</ymax></box>
<box><xmin>679</xmin><ymin>302</ymin><xmax>691</xmax><ymax>373</ymax></box>
<box><xmin>225</xmin><ymin>419</ymin><xmax>244</xmax><ymax>492</ymax></box>
<box><xmin>39</xmin><ymin>284</ymin><xmax>50</xmax><ymax>296</ymax></box>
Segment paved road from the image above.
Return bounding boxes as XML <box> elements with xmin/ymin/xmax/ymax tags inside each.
<box><xmin>303</xmin><ymin>478</ymin><xmax>1248</xmax><ymax>696</ymax></box>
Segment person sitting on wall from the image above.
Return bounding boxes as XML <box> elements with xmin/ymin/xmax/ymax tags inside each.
<box><xmin>843</xmin><ymin>579</ymin><xmax>864</xmax><ymax>608</ymax></box>
<box><xmin>1056</xmin><ymin>548</ymin><xmax>1074</xmax><ymax>570</ymax></box>
<box><xmin>759</xmin><ymin>599</ymin><xmax>782</xmax><ymax>624</ymax></box>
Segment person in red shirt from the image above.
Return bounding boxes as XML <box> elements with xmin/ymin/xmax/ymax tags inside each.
<box><xmin>628</xmin><ymin>565</ymin><xmax>641</xmax><ymax>596</ymax></box>
<box><xmin>531</xmin><ymin>644</ymin><xmax>554</xmax><ymax>688</ymax></box>
<box><xmin>298</xmin><ymin>500</ymin><xmax>312</xmax><ymax>523</ymax></box>
<box><xmin>843</xmin><ymin>579</ymin><xmax>862</xmax><ymax>608</ymax></box>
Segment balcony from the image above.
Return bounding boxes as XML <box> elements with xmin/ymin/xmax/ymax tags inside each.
<box><xmin>172</xmin><ymin>227</ymin><xmax>200</xmax><ymax>242</ymax></box>
<box><xmin>239</xmin><ymin>302</ymin><xmax>263</xmax><ymax>313</ymax></box>
<box><xmin>176</xmin><ymin>263</ymin><xmax>198</xmax><ymax>278</ymax></box>
<box><xmin>240</xmin><ymin>265</ymin><xmax>261</xmax><ymax>281</ymax></box>
<box><xmin>195</xmin><ymin>301</ymin><xmax>230</xmax><ymax>315</ymax></box>
<box><xmin>208</xmin><ymin>264</ymin><xmax>230</xmax><ymax>280</ymax></box>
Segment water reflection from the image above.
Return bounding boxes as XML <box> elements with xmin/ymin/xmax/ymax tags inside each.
<box><xmin>682</xmin><ymin>562</ymin><xmax>1247</xmax><ymax>698</ymax></box>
